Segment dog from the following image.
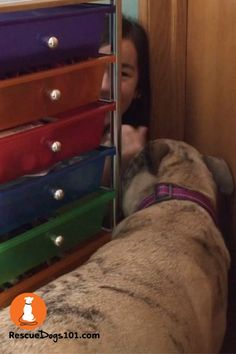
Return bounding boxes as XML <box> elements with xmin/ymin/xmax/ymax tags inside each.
<box><xmin>19</xmin><ymin>297</ymin><xmax>37</xmax><ymax>326</ymax></box>
<box><xmin>0</xmin><ymin>139</ymin><xmax>234</xmax><ymax>354</ymax></box>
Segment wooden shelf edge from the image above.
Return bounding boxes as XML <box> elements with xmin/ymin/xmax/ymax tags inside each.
<box><xmin>0</xmin><ymin>0</ymin><xmax>102</xmax><ymax>12</ymax></box>
<box><xmin>0</xmin><ymin>55</ymin><xmax>116</xmax><ymax>89</ymax></box>
<box><xmin>0</xmin><ymin>231</ymin><xmax>111</xmax><ymax>309</ymax></box>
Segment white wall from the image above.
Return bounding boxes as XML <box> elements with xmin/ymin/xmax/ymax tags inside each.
<box><xmin>122</xmin><ymin>0</ymin><xmax>138</xmax><ymax>19</ymax></box>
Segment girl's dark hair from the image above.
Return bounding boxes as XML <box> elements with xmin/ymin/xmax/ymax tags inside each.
<box><xmin>102</xmin><ymin>16</ymin><xmax>151</xmax><ymax>128</ymax></box>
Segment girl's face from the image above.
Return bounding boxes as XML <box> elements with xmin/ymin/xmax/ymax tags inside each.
<box><xmin>100</xmin><ymin>39</ymin><xmax>139</xmax><ymax>116</ymax></box>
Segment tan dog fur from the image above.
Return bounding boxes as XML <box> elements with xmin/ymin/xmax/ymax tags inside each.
<box><xmin>0</xmin><ymin>139</ymin><xmax>233</xmax><ymax>354</ymax></box>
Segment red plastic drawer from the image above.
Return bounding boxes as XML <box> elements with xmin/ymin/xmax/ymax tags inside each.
<box><xmin>0</xmin><ymin>101</ymin><xmax>115</xmax><ymax>184</ymax></box>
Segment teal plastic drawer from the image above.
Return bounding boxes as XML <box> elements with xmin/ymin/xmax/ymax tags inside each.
<box><xmin>0</xmin><ymin>189</ymin><xmax>114</xmax><ymax>285</ymax></box>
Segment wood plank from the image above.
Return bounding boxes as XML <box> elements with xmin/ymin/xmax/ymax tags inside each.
<box><xmin>185</xmin><ymin>0</ymin><xmax>236</xmax><ymax>238</ymax></box>
<box><xmin>138</xmin><ymin>0</ymin><xmax>150</xmax><ymax>30</ymax></box>
<box><xmin>0</xmin><ymin>0</ymin><xmax>101</xmax><ymax>12</ymax></box>
<box><xmin>0</xmin><ymin>231</ymin><xmax>111</xmax><ymax>308</ymax></box>
<box><xmin>139</xmin><ymin>0</ymin><xmax>187</xmax><ymax>140</ymax></box>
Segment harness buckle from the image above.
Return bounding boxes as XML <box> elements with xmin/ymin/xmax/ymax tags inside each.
<box><xmin>155</xmin><ymin>184</ymin><xmax>173</xmax><ymax>202</ymax></box>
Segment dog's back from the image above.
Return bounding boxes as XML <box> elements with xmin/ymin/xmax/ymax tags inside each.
<box><xmin>0</xmin><ymin>139</ymin><xmax>233</xmax><ymax>354</ymax></box>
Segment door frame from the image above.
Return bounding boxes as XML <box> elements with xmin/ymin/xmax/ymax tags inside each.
<box><xmin>138</xmin><ymin>0</ymin><xmax>188</xmax><ymax>140</ymax></box>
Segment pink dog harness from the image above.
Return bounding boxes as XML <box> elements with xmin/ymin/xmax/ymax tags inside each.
<box><xmin>136</xmin><ymin>184</ymin><xmax>218</xmax><ymax>225</ymax></box>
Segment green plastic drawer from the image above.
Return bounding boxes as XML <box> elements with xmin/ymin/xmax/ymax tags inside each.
<box><xmin>0</xmin><ymin>189</ymin><xmax>114</xmax><ymax>285</ymax></box>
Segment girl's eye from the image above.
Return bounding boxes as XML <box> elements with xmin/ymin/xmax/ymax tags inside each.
<box><xmin>122</xmin><ymin>71</ymin><xmax>131</xmax><ymax>78</ymax></box>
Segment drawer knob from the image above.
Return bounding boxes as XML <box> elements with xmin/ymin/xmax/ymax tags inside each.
<box><xmin>51</xmin><ymin>141</ymin><xmax>62</xmax><ymax>153</ymax></box>
<box><xmin>53</xmin><ymin>189</ymin><xmax>64</xmax><ymax>200</ymax></box>
<box><xmin>48</xmin><ymin>89</ymin><xmax>61</xmax><ymax>101</ymax></box>
<box><xmin>53</xmin><ymin>235</ymin><xmax>64</xmax><ymax>247</ymax></box>
<box><xmin>47</xmin><ymin>36</ymin><xmax>59</xmax><ymax>49</ymax></box>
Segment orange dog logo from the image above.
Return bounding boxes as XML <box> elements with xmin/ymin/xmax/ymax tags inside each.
<box><xmin>10</xmin><ymin>293</ymin><xmax>47</xmax><ymax>330</ymax></box>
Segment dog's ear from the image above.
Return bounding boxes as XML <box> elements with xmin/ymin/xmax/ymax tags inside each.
<box><xmin>147</xmin><ymin>140</ymin><xmax>170</xmax><ymax>174</ymax></box>
<box><xmin>122</xmin><ymin>139</ymin><xmax>170</xmax><ymax>190</ymax></box>
<box><xmin>203</xmin><ymin>156</ymin><xmax>234</xmax><ymax>195</ymax></box>
<box><xmin>122</xmin><ymin>148</ymin><xmax>150</xmax><ymax>190</ymax></box>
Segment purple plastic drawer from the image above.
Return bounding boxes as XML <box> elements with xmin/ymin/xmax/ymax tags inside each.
<box><xmin>0</xmin><ymin>3</ymin><xmax>113</xmax><ymax>76</ymax></box>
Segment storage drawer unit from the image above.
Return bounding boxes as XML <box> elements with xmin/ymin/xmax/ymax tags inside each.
<box><xmin>0</xmin><ymin>146</ymin><xmax>115</xmax><ymax>235</ymax></box>
<box><xmin>0</xmin><ymin>0</ymin><xmax>119</xmax><ymax>293</ymax></box>
<box><xmin>0</xmin><ymin>189</ymin><xmax>114</xmax><ymax>285</ymax></box>
<box><xmin>0</xmin><ymin>55</ymin><xmax>115</xmax><ymax>131</ymax></box>
<box><xmin>0</xmin><ymin>3</ymin><xmax>113</xmax><ymax>76</ymax></box>
<box><xmin>0</xmin><ymin>101</ymin><xmax>115</xmax><ymax>183</ymax></box>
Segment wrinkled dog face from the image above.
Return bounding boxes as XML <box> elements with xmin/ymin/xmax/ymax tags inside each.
<box><xmin>122</xmin><ymin>139</ymin><xmax>234</xmax><ymax>216</ymax></box>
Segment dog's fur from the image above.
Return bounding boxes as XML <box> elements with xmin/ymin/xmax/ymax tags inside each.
<box><xmin>0</xmin><ymin>139</ymin><xmax>234</xmax><ymax>354</ymax></box>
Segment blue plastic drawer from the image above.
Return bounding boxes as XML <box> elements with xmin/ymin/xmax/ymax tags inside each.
<box><xmin>0</xmin><ymin>146</ymin><xmax>115</xmax><ymax>236</ymax></box>
<box><xmin>0</xmin><ymin>3</ymin><xmax>113</xmax><ymax>76</ymax></box>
